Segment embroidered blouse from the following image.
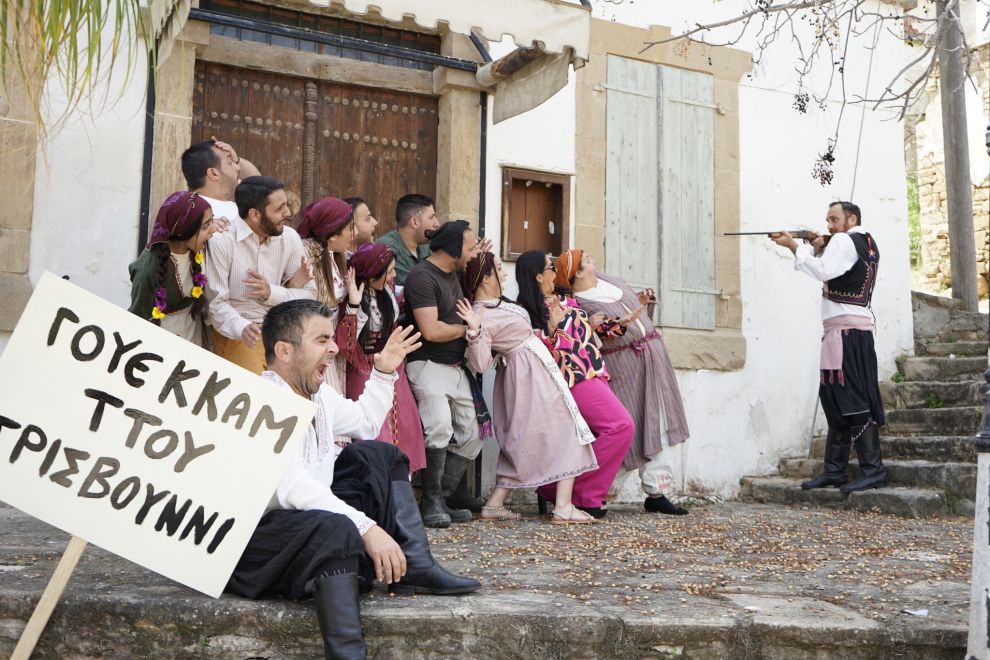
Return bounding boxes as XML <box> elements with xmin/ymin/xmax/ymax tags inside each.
<box><xmin>544</xmin><ymin>297</ymin><xmax>610</xmax><ymax>388</ymax></box>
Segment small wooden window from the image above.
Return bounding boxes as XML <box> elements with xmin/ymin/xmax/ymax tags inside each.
<box><xmin>501</xmin><ymin>168</ymin><xmax>570</xmax><ymax>261</ymax></box>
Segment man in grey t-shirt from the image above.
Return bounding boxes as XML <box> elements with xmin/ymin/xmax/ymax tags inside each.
<box><xmin>404</xmin><ymin>220</ymin><xmax>484</xmax><ymax>528</ymax></box>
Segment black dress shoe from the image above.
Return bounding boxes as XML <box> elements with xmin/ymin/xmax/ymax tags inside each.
<box><xmin>644</xmin><ymin>495</ymin><xmax>688</xmax><ymax>515</ymax></box>
<box><xmin>575</xmin><ymin>506</ymin><xmax>607</xmax><ymax>519</ymax></box>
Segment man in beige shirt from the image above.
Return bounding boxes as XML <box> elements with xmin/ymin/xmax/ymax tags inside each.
<box><xmin>204</xmin><ymin>176</ymin><xmax>315</xmax><ymax>373</ymax></box>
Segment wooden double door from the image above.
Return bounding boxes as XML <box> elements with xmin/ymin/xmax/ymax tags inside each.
<box><xmin>192</xmin><ymin>61</ymin><xmax>439</xmax><ymax>235</ymax></box>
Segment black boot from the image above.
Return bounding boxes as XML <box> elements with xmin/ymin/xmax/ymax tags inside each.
<box><xmin>439</xmin><ymin>452</ymin><xmax>474</xmax><ymax>523</ymax></box>
<box><xmin>801</xmin><ymin>426</ymin><xmax>851</xmax><ymax>489</ymax></box>
<box><xmin>444</xmin><ymin>455</ymin><xmax>486</xmax><ymax>513</ymax></box>
<box><xmin>313</xmin><ymin>573</ymin><xmax>367</xmax><ymax>660</ymax></box>
<box><xmin>420</xmin><ymin>448</ymin><xmax>451</xmax><ymax>528</ymax></box>
<box><xmin>840</xmin><ymin>423</ymin><xmax>887</xmax><ymax>492</ymax></box>
<box><xmin>389</xmin><ymin>480</ymin><xmax>482</xmax><ymax>596</ymax></box>
<box><xmin>644</xmin><ymin>495</ymin><xmax>688</xmax><ymax>515</ymax></box>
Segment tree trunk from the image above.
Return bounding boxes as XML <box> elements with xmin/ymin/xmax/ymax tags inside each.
<box><xmin>936</xmin><ymin>0</ymin><xmax>978</xmax><ymax>311</ymax></box>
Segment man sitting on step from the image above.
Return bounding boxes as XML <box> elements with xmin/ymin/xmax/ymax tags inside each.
<box><xmin>771</xmin><ymin>201</ymin><xmax>887</xmax><ymax>493</ymax></box>
<box><xmin>226</xmin><ymin>299</ymin><xmax>480</xmax><ymax>660</ymax></box>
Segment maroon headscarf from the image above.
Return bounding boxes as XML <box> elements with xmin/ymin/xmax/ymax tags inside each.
<box><xmin>460</xmin><ymin>251</ymin><xmax>497</xmax><ymax>302</ymax></box>
<box><xmin>349</xmin><ymin>243</ymin><xmax>394</xmax><ymax>281</ymax></box>
<box><xmin>148</xmin><ymin>191</ymin><xmax>212</xmax><ymax>248</ymax></box>
<box><xmin>297</xmin><ymin>197</ymin><xmax>353</xmax><ymax>239</ymax></box>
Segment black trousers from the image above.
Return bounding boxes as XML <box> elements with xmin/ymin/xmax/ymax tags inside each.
<box><xmin>226</xmin><ymin>441</ymin><xmax>409</xmax><ymax>600</ymax></box>
<box><xmin>819</xmin><ymin>328</ymin><xmax>886</xmax><ymax>428</ymax></box>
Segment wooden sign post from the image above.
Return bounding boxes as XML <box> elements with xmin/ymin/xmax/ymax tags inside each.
<box><xmin>0</xmin><ymin>273</ymin><xmax>314</xmax><ymax>655</ymax></box>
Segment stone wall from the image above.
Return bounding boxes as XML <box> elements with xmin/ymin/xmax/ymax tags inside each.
<box><xmin>913</xmin><ymin>42</ymin><xmax>990</xmax><ymax>296</ymax></box>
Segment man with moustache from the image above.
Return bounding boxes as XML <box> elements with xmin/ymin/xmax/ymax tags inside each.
<box><xmin>227</xmin><ymin>299</ymin><xmax>479</xmax><ymax>660</ymax></box>
<box><xmin>771</xmin><ymin>201</ymin><xmax>886</xmax><ymax>493</ymax></box>
<box><xmin>204</xmin><ymin>176</ymin><xmax>316</xmax><ymax>373</ymax></box>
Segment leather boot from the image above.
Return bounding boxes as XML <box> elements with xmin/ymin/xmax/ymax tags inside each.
<box><xmin>420</xmin><ymin>448</ymin><xmax>451</xmax><ymax>528</ymax></box>
<box><xmin>388</xmin><ymin>479</ymin><xmax>482</xmax><ymax>596</ymax></box>
<box><xmin>313</xmin><ymin>572</ymin><xmax>367</xmax><ymax>660</ymax></box>
<box><xmin>439</xmin><ymin>452</ymin><xmax>474</xmax><ymax>522</ymax></box>
<box><xmin>840</xmin><ymin>423</ymin><xmax>887</xmax><ymax>492</ymax></box>
<box><xmin>801</xmin><ymin>426</ymin><xmax>851</xmax><ymax>489</ymax></box>
<box><xmin>441</xmin><ymin>451</ymin><xmax>485</xmax><ymax>522</ymax></box>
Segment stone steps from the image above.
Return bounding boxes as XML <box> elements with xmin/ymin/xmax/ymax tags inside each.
<box><xmin>900</xmin><ymin>356</ymin><xmax>987</xmax><ymax>382</ymax></box>
<box><xmin>779</xmin><ymin>458</ymin><xmax>976</xmax><ymax>498</ymax></box>
<box><xmin>811</xmin><ymin>434</ymin><xmax>977</xmax><ymax>463</ymax></box>
<box><xmin>739</xmin><ymin>476</ymin><xmax>957</xmax><ymax>518</ymax></box>
<box><xmin>884</xmin><ymin>406</ymin><xmax>982</xmax><ymax>436</ymax></box>
<box><xmin>880</xmin><ymin>380</ymin><xmax>981</xmax><ymax>409</ymax></box>
<box><xmin>916</xmin><ymin>340</ymin><xmax>987</xmax><ymax>357</ymax></box>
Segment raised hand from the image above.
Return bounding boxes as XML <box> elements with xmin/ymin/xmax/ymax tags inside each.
<box><xmin>373</xmin><ymin>325</ymin><xmax>422</xmax><ymax>374</ymax></box>
<box><xmin>210</xmin><ymin>136</ymin><xmax>238</xmax><ymax>165</ymax></box>
<box><xmin>455</xmin><ymin>298</ymin><xmax>482</xmax><ymax>330</ymax></box>
<box><xmin>287</xmin><ymin>255</ymin><xmax>313</xmax><ymax>289</ymax></box>
<box><xmin>636</xmin><ymin>288</ymin><xmax>656</xmax><ymax>306</ymax></box>
<box><xmin>346</xmin><ymin>267</ymin><xmax>366</xmax><ymax>305</ymax></box>
<box><xmin>212</xmin><ymin>216</ymin><xmax>231</xmax><ymax>233</ymax></box>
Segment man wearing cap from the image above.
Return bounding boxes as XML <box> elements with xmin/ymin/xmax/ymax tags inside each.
<box><xmin>204</xmin><ymin>176</ymin><xmax>316</xmax><ymax>374</ymax></box>
<box><xmin>376</xmin><ymin>194</ymin><xmax>439</xmax><ymax>289</ymax></box>
<box><xmin>403</xmin><ymin>220</ymin><xmax>487</xmax><ymax>527</ymax></box>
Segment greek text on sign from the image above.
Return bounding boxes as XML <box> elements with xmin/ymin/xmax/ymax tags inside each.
<box><xmin>0</xmin><ymin>273</ymin><xmax>315</xmax><ymax>597</ymax></box>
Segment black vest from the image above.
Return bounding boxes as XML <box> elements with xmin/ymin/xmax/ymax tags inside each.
<box><xmin>823</xmin><ymin>232</ymin><xmax>879</xmax><ymax>307</ymax></box>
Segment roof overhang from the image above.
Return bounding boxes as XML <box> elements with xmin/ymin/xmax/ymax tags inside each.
<box><xmin>308</xmin><ymin>0</ymin><xmax>591</xmax><ymax>61</ymax></box>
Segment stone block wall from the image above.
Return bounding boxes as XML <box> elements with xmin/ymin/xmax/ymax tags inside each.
<box><xmin>913</xmin><ymin>43</ymin><xmax>990</xmax><ymax>296</ymax></box>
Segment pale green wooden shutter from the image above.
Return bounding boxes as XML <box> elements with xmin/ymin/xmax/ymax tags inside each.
<box><xmin>657</xmin><ymin>65</ymin><xmax>716</xmax><ymax>330</ymax></box>
<box><xmin>604</xmin><ymin>57</ymin><xmax>716</xmax><ymax>330</ymax></box>
<box><xmin>604</xmin><ymin>55</ymin><xmax>659</xmax><ymax>292</ymax></box>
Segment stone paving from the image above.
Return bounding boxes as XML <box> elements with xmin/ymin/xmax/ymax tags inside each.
<box><xmin>0</xmin><ymin>499</ymin><xmax>974</xmax><ymax>658</ymax></box>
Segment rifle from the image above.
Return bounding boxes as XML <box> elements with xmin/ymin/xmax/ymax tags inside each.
<box><xmin>723</xmin><ymin>230</ymin><xmax>820</xmax><ymax>240</ymax></box>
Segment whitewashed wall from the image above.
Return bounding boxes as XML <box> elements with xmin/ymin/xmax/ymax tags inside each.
<box><xmin>0</xmin><ymin>22</ymin><xmax>148</xmax><ymax>356</ymax></box>
<box><xmin>484</xmin><ymin>0</ymin><xmax>914</xmax><ymax>499</ymax></box>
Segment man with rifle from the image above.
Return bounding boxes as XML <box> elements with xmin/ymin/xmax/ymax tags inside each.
<box><xmin>767</xmin><ymin>202</ymin><xmax>886</xmax><ymax>493</ymax></box>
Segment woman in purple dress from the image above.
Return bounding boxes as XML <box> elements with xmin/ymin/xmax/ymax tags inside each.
<box><xmin>459</xmin><ymin>252</ymin><xmax>598</xmax><ymax>524</ymax></box>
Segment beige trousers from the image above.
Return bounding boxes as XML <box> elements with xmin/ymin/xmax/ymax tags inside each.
<box><xmin>405</xmin><ymin>360</ymin><xmax>483</xmax><ymax>460</ymax></box>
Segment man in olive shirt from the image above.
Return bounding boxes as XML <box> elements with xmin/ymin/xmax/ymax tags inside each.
<box><xmin>404</xmin><ymin>220</ymin><xmax>484</xmax><ymax>528</ymax></box>
<box><xmin>377</xmin><ymin>194</ymin><xmax>438</xmax><ymax>289</ymax></box>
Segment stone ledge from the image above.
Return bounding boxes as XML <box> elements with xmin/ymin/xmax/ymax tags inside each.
<box><xmin>0</xmin><ymin>272</ymin><xmax>31</xmax><ymax>332</ymax></box>
<box><xmin>663</xmin><ymin>326</ymin><xmax>746</xmax><ymax>371</ymax></box>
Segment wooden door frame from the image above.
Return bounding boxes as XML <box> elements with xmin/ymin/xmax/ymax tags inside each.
<box><xmin>500</xmin><ymin>166</ymin><xmax>571</xmax><ymax>262</ymax></box>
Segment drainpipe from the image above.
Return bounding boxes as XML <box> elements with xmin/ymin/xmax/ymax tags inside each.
<box><xmin>469</xmin><ymin>32</ymin><xmax>492</xmax><ymax>240</ymax></box>
<box><xmin>965</xmin><ymin>112</ymin><xmax>990</xmax><ymax>660</ymax></box>
<box><xmin>137</xmin><ymin>53</ymin><xmax>156</xmax><ymax>255</ymax></box>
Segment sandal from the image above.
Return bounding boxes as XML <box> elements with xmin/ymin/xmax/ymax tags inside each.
<box><xmin>549</xmin><ymin>505</ymin><xmax>595</xmax><ymax>525</ymax></box>
<box><xmin>480</xmin><ymin>505</ymin><xmax>521</xmax><ymax>521</ymax></box>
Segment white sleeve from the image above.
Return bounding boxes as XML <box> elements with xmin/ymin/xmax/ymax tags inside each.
<box><xmin>274</xmin><ymin>442</ymin><xmax>377</xmax><ymax>535</ymax></box>
<box><xmin>793</xmin><ymin>233</ymin><xmax>858</xmax><ymax>282</ymax></box>
<box><xmin>267</xmin><ymin>230</ymin><xmax>317</xmax><ymax>305</ymax></box>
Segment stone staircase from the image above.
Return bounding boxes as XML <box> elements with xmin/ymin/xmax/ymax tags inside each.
<box><xmin>741</xmin><ymin>291</ymin><xmax>987</xmax><ymax>518</ymax></box>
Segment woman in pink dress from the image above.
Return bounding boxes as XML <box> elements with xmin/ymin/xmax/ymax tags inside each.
<box><xmin>515</xmin><ymin>250</ymin><xmax>634</xmax><ymax>519</ymax></box>
<box><xmin>459</xmin><ymin>252</ymin><xmax>598</xmax><ymax>524</ymax></box>
<box><xmin>334</xmin><ymin>243</ymin><xmax>427</xmax><ymax>473</ymax></box>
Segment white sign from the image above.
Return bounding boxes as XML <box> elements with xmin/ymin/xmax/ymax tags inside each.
<box><xmin>0</xmin><ymin>273</ymin><xmax>315</xmax><ymax>597</ymax></box>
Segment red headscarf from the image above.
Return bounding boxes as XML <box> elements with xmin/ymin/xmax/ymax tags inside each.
<box><xmin>296</xmin><ymin>197</ymin><xmax>353</xmax><ymax>239</ymax></box>
<box><xmin>148</xmin><ymin>191</ymin><xmax>212</xmax><ymax>248</ymax></box>
<box><xmin>348</xmin><ymin>243</ymin><xmax>394</xmax><ymax>281</ymax></box>
<box><xmin>461</xmin><ymin>251</ymin><xmax>497</xmax><ymax>302</ymax></box>
<box><xmin>555</xmin><ymin>248</ymin><xmax>583</xmax><ymax>290</ymax></box>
